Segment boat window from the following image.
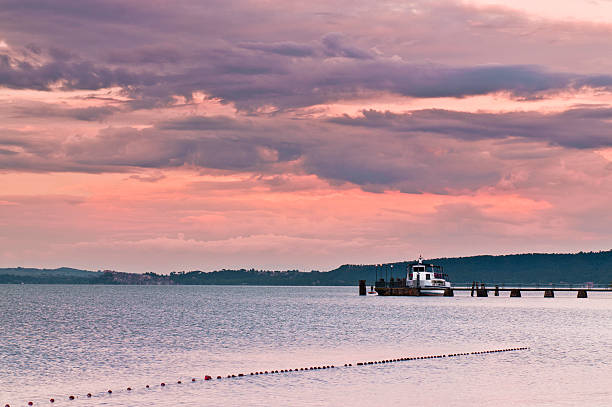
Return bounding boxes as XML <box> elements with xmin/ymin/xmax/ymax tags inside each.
<box><xmin>426</xmin><ymin>274</ymin><xmax>431</xmax><ymax>280</ymax></box>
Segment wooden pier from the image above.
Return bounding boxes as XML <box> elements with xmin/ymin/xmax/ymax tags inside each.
<box><xmin>360</xmin><ymin>280</ymin><xmax>612</xmax><ymax>297</ymax></box>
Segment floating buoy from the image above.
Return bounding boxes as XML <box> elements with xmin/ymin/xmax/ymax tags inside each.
<box><xmin>12</xmin><ymin>346</ymin><xmax>530</xmax><ymax>406</ymax></box>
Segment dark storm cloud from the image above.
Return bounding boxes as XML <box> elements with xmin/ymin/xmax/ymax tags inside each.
<box><xmin>3</xmin><ymin>13</ymin><xmax>612</xmax><ymax>109</ymax></box>
<box><xmin>238</xmin><ymin>41</ymin><xmax>317</xmax><ymax>57</ymax></box>
<box><xmin>0</xmin><ymin>52</ymin><xmax>154</xmax><ymax>91</ymax></box>
<box><xmin>61</xmin><ymin>127</ymin><xmax>297</xmax><ymax>172</ymax></box>
<box><xmin>238</xmin><ymin>33</ymin><xmax>375</xmax><ymax>60</ymax></box>
<box><xmin>4</xmin><ymin>104</ymin><xmax>611</xmax><ymax>192</ymax></box>
<box><xmin>156</xmin><ymin>116</ymin><xmax>246</xmax><ymax>131</ymax></box>
<box><xmin>3</xmin><ymin>0</ymin><xmax>612</xmax><ymax>193</ymax></box>
<box><xmin>11</xmin><ymin>102</ymin><xmax>119</xmax><ymax>121</ymax></box>
<box><xmin>0</xmin><ymin>148</ymin><xmax>19</xmax><ymax>156</ymax></box>
<box><xmin>131</xmin><ymin>53</ymin><xmax>612</xmax><ymax>111</ymax></box>
<box><xmin>0</xmin><ymin>0</ymin><xmax>160</xmax><ymax>23</ymax></box>
<box><xmin>320</xmin><ymin>33</ymin><xmax>374</xmax><ymax>59</ymax></box>
<box><xmin>329</xmin><ymin>107</ymin><xmax>612</xmax><ymax>149</ymax></box>
<box><xmin>107</xmin><ymin>46</ymin><xmax>184</xmax><ymax>64</ymax></box>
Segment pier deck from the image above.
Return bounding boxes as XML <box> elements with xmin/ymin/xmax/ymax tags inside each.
<box><xmin>359</xmin><ymin>280</ymin><xmax>612</xmax><ymax>297</ymax></box>
<box><xmin>444</xmin><ymin>287</ymin><xmax>611</xmax><ymax>292</ymax></box>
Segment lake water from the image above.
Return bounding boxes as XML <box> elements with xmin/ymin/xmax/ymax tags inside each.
<box><xmin>1</xmin><ymin>285</ymin><xmax>611</xmax><ymax>406</ymax></box>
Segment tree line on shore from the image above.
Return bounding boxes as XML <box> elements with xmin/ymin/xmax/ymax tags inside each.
<box><xmin>2</xmin><ymin>250</ymin><xmax>612</xmax><ymax>285</ymax></box>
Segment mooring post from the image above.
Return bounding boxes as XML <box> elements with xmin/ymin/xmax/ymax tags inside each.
<box><xmin>577</xmin><ymin>289</ymin><xmax>587</xmax><ymax>298</ymax></box>
<box><xmin>477</xmin><ymin>283</ymin><xmax>488</xmax><ymax>297</ymax></box>
<box><xmin>470</xmin><ymin>281</ymin><xmax>476</xmax><ymax>297</ymax></box>
<box><xmin>443</xmin><ymin>288</ymin><xmax>454</xmax><ymax>297</ymax></box>
<box><xmin>359</xmin><ymin>280</ymin><xmax>366</xmax><ymax>296</ymax></box>
<box><xmin>544</xmin><ymin>289</ymin><xmax>554</xmax><ymax>298</ymax></box>
<box><xmin>510</xmin><ymin>289</ymin><xmax>521</xmax><ymax>297</ymax></box>
<box><xmin>494</xmin><ymin>285</ymin><xmax>499</xmax><ymax>296</ymax></box>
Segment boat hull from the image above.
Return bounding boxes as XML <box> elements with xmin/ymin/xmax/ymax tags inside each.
<box><xmin>375</xmin><ymin>287</ymin><xmax>450</xmax><ymax>296</ymax></box>
<box><xmin>418</xmin><ymin>289</ymin><xmax>444</xmax><ymax>296</ymax></box>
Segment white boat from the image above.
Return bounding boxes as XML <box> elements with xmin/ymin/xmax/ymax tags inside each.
<box><xmin>405</xmin><ymin>255</ymin><xmax>451</xmax><ymax>296</ymax></box>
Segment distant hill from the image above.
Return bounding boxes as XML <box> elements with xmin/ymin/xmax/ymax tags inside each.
<box><xmin>2</xmin><ymin>250</ymin><xmax>612</xmax><ymax>285</ymax></box>
<box><xmin>0</xmin><ymin>267</ymin><xmax>101</xmax><ymax>284</ymax></box>
<box><xmin>0</xmin><ymin>267</ymin><xmax>99</xmax><ymax>277</ymax></box>
<box><xmin>327</xmin><ymin>251</ymin><xmax>612</xmax><ymax>285</ymax></box>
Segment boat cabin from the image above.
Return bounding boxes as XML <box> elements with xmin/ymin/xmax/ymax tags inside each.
<box><xmin>406</xmin><ymin>259</ymin><xmax>449</xmax><ymax>288</ymax></box>
<box><xmin>373</xmin><ymin>256</ymin><xmax>452</xmax><ymax>295</ymax></box>
<box><xmin>374</xmin><ymin>256</ymin><xmax>451</xmax><ymax>292</ymax></box>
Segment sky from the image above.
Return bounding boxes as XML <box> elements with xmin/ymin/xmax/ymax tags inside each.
<box><xmin>2</xmin><ymin>0</ymin><xmax>612</xmax><ymax>273</ymax></box>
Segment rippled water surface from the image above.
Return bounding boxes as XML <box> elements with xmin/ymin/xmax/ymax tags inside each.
<box><xmin>1</xmin><ymin>285</ymin><xmax>611</xmax><ymax>406</ymax></box>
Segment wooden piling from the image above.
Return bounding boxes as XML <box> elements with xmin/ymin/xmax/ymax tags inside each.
<box><xmin>494</xmin><ymin>285</ymin><xmax>499</xmax><ymax>296</ymax></box>
<box><xmin>544</xmin><ymin>289</ymin><xmax>554</xmax><ymax>298</ymax></box>
<box><xmin>577</xmin><ymin>289</ymin><xmax>587</xmax><ymax>298</ymax></box>
<box><xmin>359</xmin><ymin>280</ymin><xmax>366</xmax><ymax>296</ymax></box>
<box><xmin>443</xmin><ymin>288</ymin><xmax>454</xmax><ymax>297</ymax></box>
<box><xmin>476</xmin><ymin>288</ymin><xmax>488</xmax><ymax>297</ymax></box>
<box><xmin>510</xmin><ymin>289</ymin><xmax>521</xmax><ymax>297</ymax></box>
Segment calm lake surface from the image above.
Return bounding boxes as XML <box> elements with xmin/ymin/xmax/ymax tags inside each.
<box><xmin>1</xmin><ymin>285</ymin><xmax>611</xmax><ymax>406</ymax></box>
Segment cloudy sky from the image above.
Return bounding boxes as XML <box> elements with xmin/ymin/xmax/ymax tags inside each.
<box><xmin>2</xmin><ymin>0</ymin><xmax>612</xmax><ymax>272</ymax></box>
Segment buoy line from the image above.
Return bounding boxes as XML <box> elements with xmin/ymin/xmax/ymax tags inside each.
<box><xmin>4</xmin><ymin>347</ymin><xmax>529</xmax><ymax>406</ymax></box>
